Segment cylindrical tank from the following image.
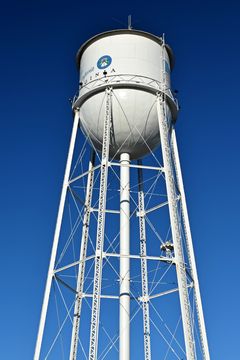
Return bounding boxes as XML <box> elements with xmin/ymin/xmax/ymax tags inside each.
<box><xmin>74</xmin><ymin>29</ymin><xmax>178</xmax><ymax>159</ymax></box>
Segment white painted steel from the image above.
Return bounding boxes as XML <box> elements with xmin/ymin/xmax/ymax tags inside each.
<box><xmin>110</xmin><ymin>162</ymin><xmax>164</xmax><ymax>171</ymax></box>
<box><xmin>34</xmin><ymin>110</ymin><xmax>80</xmax><ymax>360</ymax></box>
<box><xmin>54</xmin><ymin>254</ymin><xmax>173</xmax><ymax>275</ymax></box>
<box><xmin>79</xmin><ymin>33</ymin><xmax>170</xmax><ymax>90</ymax></box>
<box><xmin>69</xmin><ymin>152</ymin><xmax>95</xmax><ymax>360</ymax></box>
<box><xmin>138</xmin><ymin>163</ymin><xmax>151</xmax><ymax>360</ymax></box>
<box><xmin>80</xmin><ymin>89</ymin><xmax>167</xmax><ymax>159</ymax></box>
<box><xmin>119</xmin><ymin>153</ymin><xmax>130</xmax><ymax>360</ymax></box>
<box><xmin>171</xmin><ymin>128</ymin><xmax>210</xmax><ymax>360</ymax></box>
<box><xmin>77</xmin><ymin>32</ymin><xmax>173</xmax><ymax>158</ymax></box>
<box><xmin>34</xmin><ymin>28</ymin><xmax>210</xmax><ymax>360</ymax></box>
<box><xmin>157</xmin><ymin>95</ymin><xmax>196</xmax><ymax>360</ymax></box>
<box><xmin>88</xmin><ymin>89</ymin><xmax>111</xmax><ymax>360</ymax></box>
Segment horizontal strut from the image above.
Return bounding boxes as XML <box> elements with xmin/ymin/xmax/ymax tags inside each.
<box><xmin>55</xmin><ymin>276</ymin><xmax>189</xmax><ymax>302</ymax></box>
<box><xmin>110</xmin><ymin>162</ymin><xmax>164</xmax><ymax>172</ymax></box>
<box><xmin>136</xmin><ymin>200</ymin><xmax>169</xmax><ymax>216</ymax></box>
<box><xmin>54</xmin><ymin>254</ymin><xmax>175</xmax><ymax>274</ymax></box>
<box><xmin>69</xmin><ymin>164</ymin><xmax>101</xmax><ymax>184</ymax></box>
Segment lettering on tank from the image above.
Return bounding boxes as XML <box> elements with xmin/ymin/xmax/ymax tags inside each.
<box><xmin>80</xmin><ymin>55</ymin><xmax>115</xmax><ymax>86</ymax></box>
<box><xmin>81</xmin><ymin>66</ymin><xmax>94</xmax><ymax>81</ymax></box>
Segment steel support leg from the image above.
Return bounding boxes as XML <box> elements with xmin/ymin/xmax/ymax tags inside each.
<box><xmin>171</xmin><ymin>127</ymin><xmax>210</xmax><ymax>360</ymax></box>
<box><xmin>34</xmin><ymin>109</ymin><xmax>80</xmax><ymax>360</ymax></box>
<box><xmin>137</xmin><ymin>161</ymin><xmax>151</xmax><ymax>360</ymax></box>
<box><xmin>69</xmin><ymin>151</ymin><xmax>96</xmax><ymax>360</ymax></box>
<box><xmin>156</xmin><ymin>94</ymin><xmax>196</xmax><ymax>360</ymax></box>
<box><xmin>88</xmin><ymin>88</ymin><xmax>112</xmax><ymax>360</ymax></box>
<box><xmin>119</xmin><ymin>153</ymin><xmax>130</xmax><ymax>360</ymax></box>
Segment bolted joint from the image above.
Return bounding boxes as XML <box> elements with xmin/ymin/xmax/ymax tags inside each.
<box><xmin>105</xmin><ymin>86</ymin><xmax>113</xmax><ymax>94</ymax></box>
<box><xmin>76</xmin><ymin>292</ymin><xmax>84</xmax><ymax>300</ymax></box>
<box><xmin>101</xmin><ymin>158</ymin><xmax>108</xmax><ymax>166</ymax></box>
<box><xmin>95</xmin><ymin>250</ymin><xmax>106</xmax><ymax>258</ymax></box>
<box><xmin>139</xmin><ymin>295</ymin><xmax>149</xmax><ymax>303</ymax></box>
<box><xmin>136</xmin><ymin>210</ymin><xmax>145</xmax><ymax>217</ymax></box>
<box><xmin>73</xmin><ymin>107</ymin><xmax>80</xmax><ymax>114</ymax></box>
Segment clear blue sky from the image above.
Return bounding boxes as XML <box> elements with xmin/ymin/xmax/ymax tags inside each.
<box><xmin>0</xmin><ymin>0</ymin><xmax>239</xmax><ymax>359</ymax></box>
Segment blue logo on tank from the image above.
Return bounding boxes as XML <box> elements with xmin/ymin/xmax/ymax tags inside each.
<box><xmin>97</xmin><ymin>55</ymin><xmax>112</xmax><ymax>69</ymax></box>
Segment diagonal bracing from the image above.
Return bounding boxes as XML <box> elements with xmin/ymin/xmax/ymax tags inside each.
<box><xmin>69</xmin><ymin>151</ymin><xmax>96</xmax><ymax>360</ymax></box>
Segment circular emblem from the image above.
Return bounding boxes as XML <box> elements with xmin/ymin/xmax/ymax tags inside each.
<box><xmin>97</xmin><ymin>55</ymin><xmax>112</xmax><ymax>70</ymax></box>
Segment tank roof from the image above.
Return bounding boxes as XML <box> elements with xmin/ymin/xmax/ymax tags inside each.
<box><xmin>76</xmin><ymin>29</ymin><xmax>175</xmax><ymax>70</ymax></box>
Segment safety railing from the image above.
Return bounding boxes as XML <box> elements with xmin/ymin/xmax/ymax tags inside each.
<box><xmin>72</xmin><ymin>74</ymin><xmax>178</xmax><ymax>109</ymax></box>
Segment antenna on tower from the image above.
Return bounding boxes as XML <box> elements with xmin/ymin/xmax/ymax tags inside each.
<box><xmin>162</xmin><ymin>32</ymin><xmax>165</xmax><ymax>45</ymax></box>
<box><xmin>128</xmin><ymin>14</ymin><xmax>132</xmax><ymax>30</ymax></box>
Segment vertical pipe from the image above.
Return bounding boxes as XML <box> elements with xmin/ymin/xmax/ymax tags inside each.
<box><xmin>119</xmin><ymin>153</ymin><xmax>130</xmax><ymax>360</ymax></box>
<box><xmin>171</xmin><ymin>128</ymin><xmax>210</xmax><ymax>360</ymax></box>
<box><xmin>34</xmin><ymin>109</ymin><xmax>80</xmax><ymax>360</ymax></box>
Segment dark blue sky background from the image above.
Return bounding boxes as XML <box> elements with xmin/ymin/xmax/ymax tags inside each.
<box><xmin>0</xmin><ymin>0</ymin><xmax>239</xmax><ymax>358</ymax></box>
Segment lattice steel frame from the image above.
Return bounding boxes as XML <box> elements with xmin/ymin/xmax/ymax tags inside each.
<box><xmin>88</xmin><ymin>88</ymin><xmax>112</xmax><ymax>360</ymax></box>
<box><xmin>34</xmin><ymin>88</ymin><xmax>210</xmax><ymax>360</ymax></box>
<box><xmin>137</xmin><ymin>161</ymin><xmax>152</xmax><ymax>360</ymax></box>
<box><xmin>69</xmin><ymin>151</ymin><xmax>96</xmax><ymax>360</ymax></box>
<box><xmin>157</xmin><ymin>93</ymin><xmax>196</xmax><ymax>359</ymax></box>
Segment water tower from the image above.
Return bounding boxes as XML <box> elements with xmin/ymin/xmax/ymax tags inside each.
<box><xmin>34</xmin><ymin>28</ymin><xmax>210</xmax><ymax>360</ymax></box>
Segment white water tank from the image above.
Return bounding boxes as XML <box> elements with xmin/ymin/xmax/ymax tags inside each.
<box><xmin>74</xmin><ymin>29</ymin><xmax>178</xmax><ymax>159</ymax></box>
